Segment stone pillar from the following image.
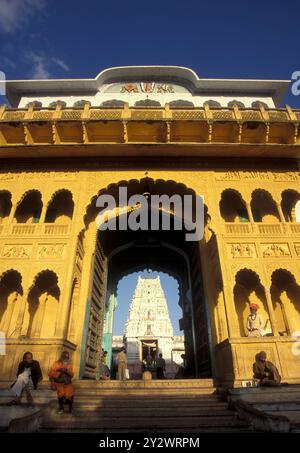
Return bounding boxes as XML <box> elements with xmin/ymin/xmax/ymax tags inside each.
<box><xmin>263</xmin><ymin>288</ymin><xmax>278</xmax><ymax>336</ymax></box>
<box><xmin>0</xmin><ymin>292</ymin><xmax>17</xmax><ymax>335</ymax></box>
<box><xmin>222</xmin><ymin>282</ymin><xmax>240</xmax><ymax>338</ymax></box>
<box><xmin>31</xmin><ymin>293</ymin><xmax>48</xmax><ymax>338</ymax></box>
<box><xmin>40</xmin><ymin>203</ymin><xmax>48</xmax><ymax>223</ymax></box>
<box><xmin>8</xmin><ymin>204</ymin><xmax>17</xmax><ymax>224</ymax></box>
<box><xmin>54</xmin><ymin>237</ymin><xmax>79</xmax><ymax>339</ymax></box>
<box><xmin>15</xmin><ymin>291</ymin><xmax>28</xmax><ymax>337</ymax></box>
<box><xmin>276</xmin><ymin>202</ymin><xmax>285</xmax><ymax>222</ymax></box>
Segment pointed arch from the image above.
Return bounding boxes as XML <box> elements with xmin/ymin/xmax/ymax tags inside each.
<box><xmin>14</xmin><ymin>190</ymin><xmax>43</xmax><ymax>224</ymax></box>
<box><xmin>250</xmin><ymin>189</ymin><xmax>280</xmax><ymax>222</ymax></box>
<box><xmin>45</xmin><ymin>189</ymin><xmax>74</xmax><ymax>224</ymax></box>
<box><xmin>26</xmin><ymin>270</ymin><xmax>60</xmax><ymax>339</ymax></box>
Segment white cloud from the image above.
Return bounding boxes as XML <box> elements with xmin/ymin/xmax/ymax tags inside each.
<box><xmin>28</xmin><ymin>53</ymin><xmax>51</xmax><ymax>79</ymax></box>
<box><xmin>0</xmin><ymin>0</ymin><xmax>46</xmax><ymax>34</ymax></box>
<box><xmin>26</xmin><ymin>52</ymin><xmax>70</xmax><ymax>79</ymax></box>
<box><xmin>51</xmin><ymin>57</ymin><xmax>70</xmax><ymax>72</ymax></box>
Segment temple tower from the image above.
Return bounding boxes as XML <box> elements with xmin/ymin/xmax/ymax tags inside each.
<box><xmin>125</xmin><ymin>275</ymin><xmax>175</xmax><ymax>374</ymax></box>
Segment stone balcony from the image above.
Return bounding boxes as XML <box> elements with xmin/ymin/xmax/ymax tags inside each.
<box><xmin>0</xmin><ymin>103</ymin><xmax>300</xmax><ymax>158</ymax></box>
<box><xmin>0</xmin><ymin>223</ymin><xmax>71</xmax><ymax>237</ymax></box>
<box><xmin>224</xmin><ymin>222</ymin><xmax>300</xmax><ymax>236</ymax></box>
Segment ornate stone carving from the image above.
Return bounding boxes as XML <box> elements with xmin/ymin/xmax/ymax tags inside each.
<box><xmin>37</xmin><ymin>244</ymin><xmax>66</xmax><ymax>259</ymax></box>
<box><xmin>261</xmin><ymin>243</ymin><xmax>290</xmax><ymax>258</ymax></box>
<box><xmin>294</xmin><ymin>244</ymin><xmax>300</xmax><ymax>256</ymax></box>
<box><xmin>1</xmin><ymin>245</ymin><xmax>31</xmax><ymax>259</ymax></box>
<box><xmin>228</xmin><ymin>243</ymin><xmax>256</xmax><ymax>258</ymax></box>
<box><xmin>215</xmin><ymin>171</ymin><xmax>300</xmax><ymax>182</ymax></box>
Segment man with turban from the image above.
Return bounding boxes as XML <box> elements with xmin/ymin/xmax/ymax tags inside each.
<box><xmin>253</xmin><ymin>351</ymin><xmax>281</xmax><ymax>386</ymax></box>
<box><xmin>246</xmin><ymin>303</ymin><xmax>265</xmax><ymax>337</ymax></box>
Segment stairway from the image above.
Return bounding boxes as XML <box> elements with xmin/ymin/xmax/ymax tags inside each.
<box><xmin>41</xmin><ymin>379</ymin><xmax>250</xmax><ymax>433</ymax></box>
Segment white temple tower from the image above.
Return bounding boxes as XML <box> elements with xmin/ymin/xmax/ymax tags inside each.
<box><xmin>125</xmin><ymin>275</ymin><xmax>176</xmax><ymax>375</ymax></box>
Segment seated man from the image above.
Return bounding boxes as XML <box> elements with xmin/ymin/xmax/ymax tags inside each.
<box><xmin>253</xmin><ymin>351</ymin><xmax>281</xmax><ymax>387</ymax></box>
<box><xmin>246</xmin><ymin>303</ymin><xmax>265</xmax><ymax>337</ymax></box>
<box><xmin>9</xmin><ymin>351</ymin><xmax>43</xmax><ymax>405</ymax></box>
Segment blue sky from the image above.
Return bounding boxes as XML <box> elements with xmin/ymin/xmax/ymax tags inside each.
<box><xmin>0</xmin><ymin>0</ymin><xmax>300</xmax><ymax>106</ymax></box>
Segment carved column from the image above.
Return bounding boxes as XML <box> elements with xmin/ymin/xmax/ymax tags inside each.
<box><xmin>263</xmin><ymin>288</ymin><xmax>278</xmax><ymax>336</ymax></box>
<box><xmin>54</xmin><ymin>237</ymin><xmax>80</xmax><ymax>339</ymax></box>
<box><xmin>8</xmin><ymin>204</ymin><xmax>17</xmax><ymax>224</ymax></box>
<box><xmin>31</xmin><ymin>293</ymin><xmax>48</xmax><ymax>338</ymax></box>
<box><xmin>14</xmin><ymin>291</ymin><xmax>28</xmax><ymax>337</ymax></box>
<box><xmin>40</xmin><ymin>203</ymin><xmax>48</xmax><ymax>223</ymax></box>
<box><xmin>1</xmin><ymin>292</ymin><xmax>18</xmax><ymax>335</ymax></box>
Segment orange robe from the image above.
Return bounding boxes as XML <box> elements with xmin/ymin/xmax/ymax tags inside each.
<box><xmin>49</xmin><ymin>361</ymin><xmax>74</xmax><ymax>399</ymax></box>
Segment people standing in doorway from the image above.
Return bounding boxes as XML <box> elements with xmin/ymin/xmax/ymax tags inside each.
<box><xmin>116</xmin><ymin>347</ymin><xmax>128</xmax><ymax>381</ymax></box>
<box><xmin>8</xmin><ymin>352</ymin><xmax>43</xmax><ymax>405</ymax></box>
<box><xmin>100</xmin><ymin>350</ymin><xmax>110</xmax><ymax>380</ymax></box>
<box><xmin>49</xmin><ymin>351</ymin><xmax>74</xmax><ymax>414</ymax></box>
<box><xmin>156</xmin><ymin>353</ymin><xmax>166</xmax><ymax>379</ymax></box>
<box><xmin>146</xmin><ymin>351</ymin><xmax>153</xmax><ymax>370</ymax></box>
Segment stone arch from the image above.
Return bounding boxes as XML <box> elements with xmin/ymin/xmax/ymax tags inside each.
<box><xmin>0</xmin><ymin>269</ymin><xmax>23</xmax><ymax>337</ymax></box>
<box><xmin>227</xmin><ymin>100</ymin><xmax>245</xmax><ymax>108</ymax></box>
<box><xmin>76</xmin><ymin>177</ymin><xmax>214</xmax><ymax>379</ymax></box>
<box><xmin>26</xmin><ymin>270</ymin><xmax>60</xmax><ymax>339</ymax></box>
<box><xmin>204</xmin><ymin>100</ymin><xmax>221</xmax><ymax>107</ymax></box>
<box><xmin>250</xmin><ymin>189</ymin><xmax>280</xmax><ymax>222</ymax></box>
<box><xmin>234</xmin><ymin>268</ymin><xmax>271</xmax><ymax>337</ymax></box>
<box><xmin>101</xmin><ymin>100</ymin><xmax>125</xmax><ymax>108</ymax></box>
<box><xmin>251</xmin><ymin>101</ymin><xmax>269</xmax><ymax>109</ymax></box>
<box><xmin>49</xmin><ymin>100</ymin><xmax>67</xmax><ymax>108</ymax></box>
<box><xmin>0</xmin><ymin>190</ymin><xmax>12</xmax><ymax>224</ymax></box>
<box><xmin>25</xmin><ymin>100</ymin><xmax>42</xmax><ymax>108</ymax></box>
<box><xmin>134</xmin><ymin>99</ymin><xmax>161</xmax><ymax>107</ymax></box>
<box><xmin>169</xmin><ymin>100</ymin><xmax>194</xmax><ymax>108</ymax></box>
<box><xmin>82</xmin><ymin>176</ymin><xmax>205</xmax><ymax>227</ymax></box>
<box><xmin>219</xmin><ymin>189</ymin><xmax>249</xmax><ymax>222</ymax></box>
<box><xmin>14</xmin><ymin>190</ymin><xmax>43</xmax><ymax>224</ymax></box>
<box><xmin>73</xmin><ymin>100</ymin><xmax>91</xmax><ymax>108</ymax></box>
<box><xmin>45</xmin><ymin>189</ymin><xmax>74</xmax><ymax>224</ymax></box>
<box><xmin>281</xmin><ymin>189</ymin><xmax>300</xmax><ymax>222</ymax></box>
<box><xmin>271</xmin><ymin>269</ymin><xmax>300</xmax><ymax>336</ymax></box>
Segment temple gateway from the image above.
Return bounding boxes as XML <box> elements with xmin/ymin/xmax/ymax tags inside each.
<box><xmin>0</xmin><ymin>66</ymin><xmax>300</xmax><ymax>387</ymax></box>
<box><xmin>112</xmin><ymin>275</ymin><xmax>184</xmax><ymax>378</ymax></box>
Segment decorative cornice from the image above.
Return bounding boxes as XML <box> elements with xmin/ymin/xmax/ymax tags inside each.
<box><xmin>0</xmin><ymin>103</ymin><xmax>299</xmax><ymax>159</ymax></box>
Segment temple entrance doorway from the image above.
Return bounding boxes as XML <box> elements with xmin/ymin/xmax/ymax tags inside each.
<box><xmin>141</xmin><ymin>340</ymin><xmax>158</xmax><ymax>366</ymax></box>
<box><xmin>80</xmin><ymin>178</ymin><xmax>212</xmax><ymax>380</ymax></box>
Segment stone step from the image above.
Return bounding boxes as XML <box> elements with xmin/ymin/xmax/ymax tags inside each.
<box><xmin>73</xmin><ymin>379</ymin><xmax>215</xmax><ymax>389</ymax></box>
<box><xmin>74</xmin><ymin>389</ymin><xmax>216</xmax><ymax>394</ymax></box>
<box><xmin>41</xmin><ymin>426</ymin><xmax>250</xmax><ymax>433</ymax></box>
<box><xmin>71</xmin><ymin>406</ymin><xmax>231</xmax><ymax>417</ymax></box>
<box><xmin>72</xmin><ymin>401</ymin><xmax>228</xmax><ymax>410</ymax></box>
<box><xmin>42</xmin><ymin>414</ymin><xmax>247</xmax><ymax>431</ymax></box>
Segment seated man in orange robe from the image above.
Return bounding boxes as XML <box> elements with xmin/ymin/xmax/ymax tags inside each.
<box><xmin>49</xmin><ymin>351</ymin><xmax>74</xmax><ymax>414</ymax></box>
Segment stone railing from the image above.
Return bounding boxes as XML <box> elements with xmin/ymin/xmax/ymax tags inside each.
<box><xmin>224</xmin><ymin>222</ymin><xmax>298</xmax><ymax>236</ymax></box>
<box><xmin>0</xmin><ymin>223</ymin><xmax>71</xmax><ymax>236</ymax></box>
<box><xmin>257</xmin><ymin>224</ymin><xmax>283</xmax><ymax>235</ymax></box>
<box><xmin>225</xmin><ymin>223</ymin><xmax>251</xmax><ymax>234</ymax></box>
<box><xmin>0</xmin><ymin>104</ymin><xmax>299</xmax><ymax>151</ymax></box>
<box><xmin>43</xmin><ymin>224</ymin><xmax>70</xmax><ymax>235</ymax></box>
